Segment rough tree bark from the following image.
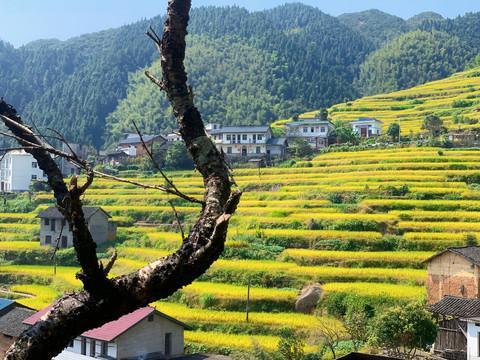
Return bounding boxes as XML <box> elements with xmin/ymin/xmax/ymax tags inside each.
<box><xmin>0</xmin><ymin>0</ymin><xmax>240</xmax><ymax>359</ymax></box>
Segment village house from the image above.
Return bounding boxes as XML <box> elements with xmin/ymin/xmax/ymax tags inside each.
<box><xmin>0</xmin><ymin>150</ymin><xmax>46</xmax><ymax>192</ymax></box>
<box><xmin>207</xmin><ymin>125</ymin><xmax>287</xmax><ymax>156</ymax></box>
<box><xmin>350</xmin><ymin>117</ymin><xmax>383</xmax><ymax>137</ymax></box>
<box><xmin>284</xmin><ymin>118</ymin><xmax>334</xmax><ymax>148</ymax></box>
<box><xmin>423</xmin><ymin>246</ymin><xmax>480</xmax><ymax>306</ymax></box>
<box><xmin>36</xmin><ymin>206</ymin><xmax>116</xmax><ymax>248</ymax></box>
<box><xmin>97</xmin><ymin>150</ymin><xmax>133</xmax><ymax>166</ymax></box>
<box><xmin>116</xmin><ymin>134</ymin><xmax>167</xmax><ymax>157</ymax></box>
<box><xmin>24</xmin><ymin>303</ymin><xmax>191</xmax><ymax>359</ymax></box>
<box><xmin>0</xmin><ymin>299</ymin><xmax>36</xmax><ymax>357</ymax></box>
<box><xmin>423</xmin><ymin>246</ymin><xmax>480</xmax><ymax>359</ymax></box>
<box><xmin>61</xmin><ymin>143</ymin><xmax>96</xmax><ymax>177</ymax></box>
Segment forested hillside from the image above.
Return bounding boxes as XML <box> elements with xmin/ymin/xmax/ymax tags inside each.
<box><xmin>1</xmin><ymin>4</ymin><xmax>479</xmax><ymax>149</ymax></box>
<box><xmin>338</xmin><ymin>9</ymin><xmax>409</xmax><ymax>47</ymax></box>
<box><xmin>356</xmin><ymin>30</ymin><xmax>474</xmax><ymax>95</ymax></box>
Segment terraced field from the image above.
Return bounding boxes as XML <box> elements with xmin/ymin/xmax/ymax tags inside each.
<box><xmin>295</xmin><ymin>67</ymin><xmax>480</xmax><ymax>136</ymax></box>
<box><xmin>3</xmin><ymin>147</ymin><xmax>480</xmax><ymax>355</ymax></box>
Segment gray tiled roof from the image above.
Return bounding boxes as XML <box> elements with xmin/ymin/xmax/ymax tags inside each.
<box><xmin>350</xmin><ymin>117</ymin><xmax>383</xmax><ymax>123</ymax></box>
<box><xmin>209</xmin><ymin>126</ymin><xmax>270</xmax><ymax>134</ymax></box>
<box><xmin>422</xmin><ymin>246</ymin><xmax>480</xmax><ymax>266</ymax></box>
<box><xmin>36</xmin><ymin>206</ymin><xmax>111</xmax><ymax>219</ymax></box>
<box><xmin>117</xmin><ymin>134</ymin><xmax>164</xmax><ymax>145</ymax></box>
<box><xmin>428</xmin><ymin>295</ymin><xmax>480</xmax><ymax>317</ymax></box>
<box><xmin>0</xmin><ymin>305</ymin><xmax>36</xmax><ymax>337</ymax></box>
<box><xmin>266</xmin><ymin>138</ymin><xmax>287</xmax><ymax>145</ymax></box>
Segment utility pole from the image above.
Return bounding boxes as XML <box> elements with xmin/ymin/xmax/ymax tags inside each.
<box><xmin>398</xmin><ymin>118</ymin><xmax>401</xmax><ymax>144</ymax></box>
<box><xmin>246</xmin><ymin>276</ymin><xmax>250</xmax><ymax>323</ymax></box>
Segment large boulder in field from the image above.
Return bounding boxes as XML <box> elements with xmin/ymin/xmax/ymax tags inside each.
<box><xmin>295</xmin><ymin>284</ymin><xmax>323</xmax><ymax>314</ymax></box>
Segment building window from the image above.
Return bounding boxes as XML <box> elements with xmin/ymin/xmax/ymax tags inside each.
<box><xmin>227</xmin><ymin>147</ymin><xmax>232</xmax><ymax>154</ymax></box>
<box><xmin>303</xmin><ymin>127</ymin><xmax>308</xmax><ymax>133</ymax></box>
<box><xmin>32</xmin><ymin>162</ymin><xmax>38</xmax><ymax>168</ymax></box>
<box><xmin>321</xmin><ymin>127</ymin><xmax>325</xmax><ymax>132</ymax></box>
<box><xmin>51</xmin><ymin>219</ymin><xmax>55</xmax><ymax>231</ymax></box>
<box><xmin>242</xmin><ymin>134</ymin><xmax>247</xmax><ymax>141</ymax></box>
<box><xmin>31</xmin><ymin>175</ymin><xmax>37</xmax><ymax>180</ymax></box>
<box><xmin>101</xmin><ymin>342</ymin><xmax>108</xmax><ymax>355</ymax></box>
<box><xmin>311</xmin><ymin>127</ymin><xmax>314</xmax><ymax>133</ymax></box>
<box><xmin>61</xmin><ymin>236</ymin><xmax>68</xmax><ymax>248</ymax></box>
<box><xmin>45</xmin><ymin>235</ymin><xmax>51</xmax><ymax>245</ymax></box>
<box><xmin>257</xmin><ymin>134</ymin><xmax>263</xmax><ymax>141</ymax></box>
<box><xmin>256</xmin><ymin>147</ymin><xmax>261</xmax><ymax>154</ymax></box>
<box><xmin>226</xmin><ymin>135</ymin><xmax>231</xmax><ymax>141</ymax></box>
<box><xmin>45</xmin><ymin>218</ymin><xmax>50</xmax><ymax>226</ymax></box>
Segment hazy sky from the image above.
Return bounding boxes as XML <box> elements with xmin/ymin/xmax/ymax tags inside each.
<box><xmin>1</xmin><ymin>0</ymin><xmax>478</xmax><ymax>48</ymax></box>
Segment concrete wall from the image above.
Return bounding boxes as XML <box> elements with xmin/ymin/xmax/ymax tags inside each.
<box><xmin>427</xmin><ymin>252</ymin><xmax>480</xmax><ymax>305</ymax></box>
<box><xmin>88</xmin><ymin>211</ymin><xmax>109</xmax><ymax>245</ymax></box>
<box><xmin>116</xmin><ymin>313</ymin><xmax>184</xmax><ymax>359</ymax></box>
<box><xmin>466</xmin><ymin>321</ymin><xmax>480</xmax><ymax>360</ymax></box>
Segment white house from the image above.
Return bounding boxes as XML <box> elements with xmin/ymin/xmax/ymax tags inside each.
<box><xmin>0</xmin><ymin>150</ymin><xmax>46</xmax><ymax>191</ymax></box>
<box><xmin>284</xmin><ymin>118</ymin><xmax>334</xmax><ymax>148</ymax></box>
<box><xmin>350</xmin><ymin>117</ymin><xmax>384</xmax><ymax>137</ymax></box>
<box><xmin>24</xmin><ymin>304</ymin><xmax>192</xmax><ymax>360</ymax></box>
<box><xmin>208</xmin><ymin>125</ymin><xmax>286</xmax><ymax>156</ymax></box>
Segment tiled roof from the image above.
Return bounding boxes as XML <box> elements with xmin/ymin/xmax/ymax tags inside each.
<box><xmin>285</xmin><ymin>119</ymin><xmax>333</xmax><ymax>126</ymax></box>
<box><xmin>428</xmin><ymin>295</ymin><xmax>480</xmax><ymax>317</ymax></box>
<box><xmin>422</xmin><ymin>246</ymin><xmax>480</xmax><ymax>266</ymax></box>
<box><xmin>266</xmin><ymin>138</ymin><xmax>287</xmax><ymax>145</ymax></box>
<box><xmin>350</xmin><ymin>117</ymin><xmax>383</xmax><ymax>123</ymax></box>
<box><xmin>209</xmin><ymin>126</ymin><xmax>270</xmax><ymax>134</ymax></box>
<box><xmin>24</xmin><ymin>303</ymin><xmax>191</xmax><ymax>341</ymax></box>
<box><xmin>117</xmin><ymin>134</ymin><xmax>165</xmax><ymax>145</ymax></box>
<box><xmin>0</xmin><ymin>305</ymin><xmax>36</xmax><ymax>337</ymax></box>
<box><xmin>36</xmin><ymin>207</ymin><xmax>111</xmax><ymax>219</ymax></box>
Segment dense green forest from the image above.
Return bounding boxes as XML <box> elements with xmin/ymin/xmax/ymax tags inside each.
<box><xmin>356</xmin><ymin>30</ymin><xmax>475</xmax><ymax>95</ymax></box>
<box><xmin>0</xmin><ymin>4</ymin><xmax>479</xmax><ymax>149</ymax></box>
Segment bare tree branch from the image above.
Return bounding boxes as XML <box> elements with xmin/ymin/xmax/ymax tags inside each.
<box><xmin>0</xmin><ymin>0</ymin><xmax>241</xmax><ymax>358</ymax></box>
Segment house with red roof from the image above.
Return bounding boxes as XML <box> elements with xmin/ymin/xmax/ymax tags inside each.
<box><xmin>24</xmin><ymin>304</ymin><xmax>191</xmax><ymax>359</ymax></box>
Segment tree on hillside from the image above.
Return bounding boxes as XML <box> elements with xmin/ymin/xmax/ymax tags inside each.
<box><xmin>317</xmin><ymin>108</ymin><xmax>329</xmax><ymax>120</ymax></box>
<box><xmin>371</xmin><ymin>302</ymin><xmax>437</xmax><ymax>359</ymax></box>
<box><xmin>421</xmin><ymin>114</ymin><xmax>444</xmax><ymax>137</ymax></box>
<box><xmin>164</xmin><ymin>141</ymin><xmax>194</xmax><ymax>170</ymax></box>
<box><xmin>0</xmin><ymin>0</ymin><xmax>240</xmax><ymax>358</ymax></box>
<box><xmin>386</xmin><ymin>122</ymin><xmax>400</xmax><ymax>142</ymax></box>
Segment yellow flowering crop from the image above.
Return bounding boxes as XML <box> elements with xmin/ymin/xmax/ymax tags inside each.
<box><xmin>322</xmin><ymin>282</ymin><xmax>426</xmax><ymax>299</ymax></box>
<box><xmin>183</xmin><ymin>281</ymin><xmax>298</xmax><ymax>301</ymax></box>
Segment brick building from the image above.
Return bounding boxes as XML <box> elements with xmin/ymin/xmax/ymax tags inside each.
<box><xmin>423</xmin><ymin>246</ymin><xmax>480</xmax><ymax>306</ymax></box>
<box><xmin>423</xmin><ymin>247</ymin><xmax>480</xmax><ymax>359</ymax></box>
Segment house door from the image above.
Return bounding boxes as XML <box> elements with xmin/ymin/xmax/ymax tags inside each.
<box><xmin>360</xmin><ymin>127</ymin><xmax>367</xmax><ymax>137</ymax></box>
<box><xmin>165</xmin><ymin>333</ymin><xmax>171</xmax><ymax>356</ymax></box>
<box><xmin>241</xmin><ymin>147</ymin><xmax>247</xmax><ymax>156</ymax></box>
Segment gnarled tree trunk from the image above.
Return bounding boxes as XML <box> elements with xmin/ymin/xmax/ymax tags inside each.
<box><xmin>0</xmin><ymin>0</ymin><xmax>240</xmax><ymax>359</ymax></box>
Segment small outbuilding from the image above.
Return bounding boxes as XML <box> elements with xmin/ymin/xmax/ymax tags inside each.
<box><xmin>24</xmin><ymin>303</ymin><xmax>191</xmax><ymax>359</ymax></box>
<box><xmin>36</xmin><ymin>206</ymin><xmax>116</xmax><ymax>248</ymax></box>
